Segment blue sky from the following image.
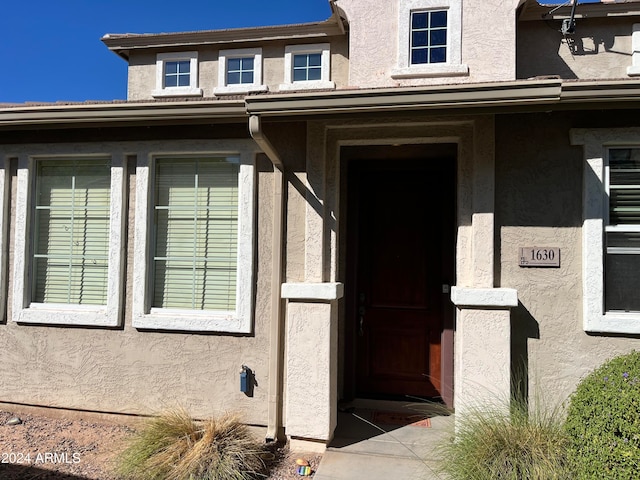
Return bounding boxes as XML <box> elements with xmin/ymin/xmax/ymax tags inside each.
<box><xmin>0</xmin><ymin>0</ymin><xmax>598</xmax><ymax>103</ymax></box>
<box><xmin>0</xmin><ymin>0</ymin><xmax>331</xmax><ymax>103</ymax></box>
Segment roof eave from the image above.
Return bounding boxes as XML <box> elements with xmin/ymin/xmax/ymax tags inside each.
<box><xmin>102</xmin><ymin>18</ymin><xmax>346</xmax><ymax>61</ymax></box>
<box><xmin>0</xmin><ymin>99</ymin><xmax>247</xmax><ymax>129</ymax></box>
<box><xmin>246</xmin><ymin>79</ymin><xmax>640</xmax><ymax>117</ymax></box>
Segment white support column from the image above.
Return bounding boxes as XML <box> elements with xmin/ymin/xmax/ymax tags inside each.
<box><xmin>627</xmin><ymin>24</ymin><xmax>640</xmax><ymax>76</ymax></box>
<box><xmin>451</xmin><ymin>287</ymin><xmax>518</xmax><ymax>418</ymax></box>
<box><xmin>452</xmin><ymin>116</ymin><xmax>518</xmax><ymax>420</ymax></box>
<box><xmin>282</xmin><ymin>283</ymin><xmax>343</xmax><ymax>446</ymax></box>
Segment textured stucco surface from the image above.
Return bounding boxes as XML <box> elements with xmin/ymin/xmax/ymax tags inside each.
<box><xmin>455</xmin><ymin>308</ymin><xmax>512</xmax><ymax>418</ymax></box>
<box><xmin>285</xmin><ymin>301</ymin><xmax>337</xmax><ymax>440</ymax></box>
<box><xmin>0</xmin><ymin>148</ymin><xmax>273</xmax><ymax>424</ymax></box>
<box><xmin>126</xmin><ymin>38</ymin><xmax>348</xmax><ymax>101</ymax></box>
<box><xmin>335</xmin><ymin>0</ymin><xmax>517</xmax><ymax>88</ymax></box>
<box><xmin>517</xmin><ymin>18</ymin><xmax>634</xmax><ymax>80</ymax></box>
<box><xmin>496</xmin><ymin>112</ymin><xmax>640</xmax><ymax>406</ymax></box>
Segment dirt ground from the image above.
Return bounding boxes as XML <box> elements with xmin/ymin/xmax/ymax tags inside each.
<box><xmin>0</xmin><ymin>409</ymin><xmax>322</xmax><ymax>479</ymax></box>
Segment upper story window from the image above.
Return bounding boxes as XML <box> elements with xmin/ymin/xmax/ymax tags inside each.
<box><xmin>411</xmin><ymin>10</ymin><xmax>447</xmax><ymax>65</ymax></box>
<box><xmin>165</xmin><ymin>60</ymin><xmax>191</xmax><ymax>87</ymax></box>
<box><xmin>215</xmin><ymin>48</ymin><xmax>267</xmax><ymax>95</ymax></box>
<box><xmin>152</xmin><ymin>51</ymin><xmax>202</xmax><ymax>98</ymax></box>
<box><xmin>227</xmin><ymin>57</ymin><xmax>255</xmax><ymax>85</ymax></box>
<box><xmin>280</xmin><ymin>44</ymin><xmax>335</xmax><ymax>91</ymax></box>
<box><xmin>572</xmin><ymin>128</ymin><xmax>640</xmax><ymax>334</ymax></box>
<box><xmin>392</xmin><ymin>0</ymin><xmax>468</xmax><ymax>79</ymax></box>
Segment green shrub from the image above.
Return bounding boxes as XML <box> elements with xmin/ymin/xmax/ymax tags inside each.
<box><xmin>117</xmin><ymin>409</ymin><xmax>267</xmax><ymax>480</ymax></box>
<box><xmin>439</xmin><ymin>398</ymin><xmax>570</xmax><ymax>479</ymax></box>
<box><xmin>565</xmin><ymin>351</ymin><xmax>640</xmax><ymax>479</ymax></box>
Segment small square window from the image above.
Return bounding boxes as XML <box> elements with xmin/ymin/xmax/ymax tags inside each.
<box><xmin>153</xmin><ymin>52</ymin><xmax>202</xmax><ymax>98</ymax></box>
<box><xmin>215</xmin><ymin>48</ymin><xmax>266</xmax><ymax>95</ymax></box>
<box><xmin>293</xmin><ymin>53</ymin><xmax>323</xmax><ymax>82</ymax></box>
<box><xmin>393</xmin><ymin>0</ymin><xmax>467</xmax><ymax>79</ymax></box>
<box><xmin>280</xmin><ymin>44</ymin><xmax>335</xmax><ymax>91</ymax></box>
<box><xmin>227</xmin><ymin>57</ymin><xmax>255</xmax><ymax>85</ymax></box>
<box><xmin>164</xmin><ymin>60</ymin><xmax>191</xmax><ymax>88</ymax></box>
<box><xmin>410</xmin><ymin>10</ymin><xmax>448</xmax><ymax>65</ymax></box>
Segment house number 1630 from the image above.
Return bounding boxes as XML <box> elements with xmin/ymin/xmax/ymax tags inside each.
<box><xmin>519</xmin><ymin>247</ymin><xmax>560</xmax><ymax>267</ymax></box>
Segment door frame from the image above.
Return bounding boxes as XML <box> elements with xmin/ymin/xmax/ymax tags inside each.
<box><xmin>340</xmin><ymin>144</ymin><xmax>456</xmax><ymax>406</ymax></box>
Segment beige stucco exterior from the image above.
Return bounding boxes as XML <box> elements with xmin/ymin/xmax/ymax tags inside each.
<box><xmin>0</xmin><ymin>145</ymin><xmax>275</xmax><ymax>425</ymax></box>
<box><xmin>334</xmin><ymin>0</ymin><xmax>520</xmax><ymax>88</ymax></box>
<box><xmin>4</xmin><ymin>0</ymin><xmax>640</xmax><ymax>449</ymax></box>
<box><xmin>126</xmin><ymin>38</ymin><xmax>349</xmax><ymax>101</ymax></box>
<box><xmin>518</xmin><ymin>16</ymin><xmax>636</xmax><ymax>80</ymax></box>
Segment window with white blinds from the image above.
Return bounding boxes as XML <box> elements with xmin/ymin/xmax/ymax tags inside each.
<box><xmin>152</xmin><ymin>157</ymin><xmax>239</xmax><ymax>311</ymax></box>
<box><xmin>605</xmin><ymin>148</ymin><xmax>640</xmax><ymax>312</ymax></box>
<box><xmin>32</xmin><ymin>159</ymin><xmax>111</xmax><ymax>305</ymax></box>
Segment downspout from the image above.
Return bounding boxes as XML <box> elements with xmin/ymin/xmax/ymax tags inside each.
<box><xmin>248</xmin><ymin>115</ymin><xmax>286</xmax><ymax>443</ymax></box>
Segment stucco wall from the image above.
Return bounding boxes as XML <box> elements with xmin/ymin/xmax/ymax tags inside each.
<box><xmin>334</xmin><ymin>0</ymin><xmax>518</xmax><ymax>88</ymax></box>
<box><xmin>126</xmin><ymin>38</ymin><xmax>349</xmax><ymax>101</ymax></box>
<box><xmin>0</xmin><ymin>145</ymin><xmax>274</xmax><ymax>424</ymax></box>
<box><xmin>495</xmin><ymin>112</ymin><xmax>640</xmax><ymax>405</ymax></box>
<box><xmin>517</xmin><ymin>17</ymin><xmax>635</xmax><ymax>80</ymax></box>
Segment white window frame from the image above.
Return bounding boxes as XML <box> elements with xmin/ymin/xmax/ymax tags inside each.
<box><xmin>152</xmin><ymin>51</ymin><xmax>203</xmax><ymax>98</ymax></box>
<box><xmin>279</xmin><ymin>44</ymin><xmax>335</xmax><ymax>91</ymax></box>
<box><xmin>0</xmin><ymin>156</ymin><xmax>9</xmax><ymax>323</ymax></box>
<box><xmin>11</xmin><ymin>146</ymin><xmax>126</xmax><ymax>327</ymax></box>
<box><xmin>132</xmin><ymin>140</ymin><xmax>256</xmax><ymax>333</ymax></box>
<box><xmin>215</xmin><ymin>48</ymin><xmax>267</xmax><ymax>95</ymax></box>
<box><xmin>392</xmin><ymin>0</ymin><xmax>468</xmax><ymax>79</ymax></box>
<box><xmin>572</xmin><ymin>128</ymin><xmax>640</xmax><ymax>334</ymax></box>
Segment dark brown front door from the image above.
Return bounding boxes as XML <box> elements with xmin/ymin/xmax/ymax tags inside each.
<box><xmin>349</xmin><ymin>158</ymin><xmax>454</xmax><ymax>399</ymax></box>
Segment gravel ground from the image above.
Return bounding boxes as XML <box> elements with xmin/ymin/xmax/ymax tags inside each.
<box><xmin>0</xmin><ymin>410</ymin><xmax>321</xmax><ymax>479</ymax></box>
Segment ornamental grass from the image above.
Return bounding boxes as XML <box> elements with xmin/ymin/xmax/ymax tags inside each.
<box><xmin>117</xmin><ymin>408</ymin><xmax>267</xmax><ymax>480</ymax></box>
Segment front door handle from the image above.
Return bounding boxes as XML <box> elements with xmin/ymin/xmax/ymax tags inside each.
<box><xmin>358</xmin><ymin>306</ymin><xmax>365</xmax><ymax>336</ymax></box>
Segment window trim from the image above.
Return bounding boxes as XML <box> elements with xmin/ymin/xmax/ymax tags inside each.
<box><xmin>572</xmin><ymin>128</ymin><xmax>640</xmax><ymax>334</ymax></box>
<box><xmin>12</xmin><ymin>148</ymin><xmax>126</xmax><ymax>327</ymax></box>
<box><xmin>132</xmin><ymin>140</ymin><xmax>256</xmax><ymax>333</ymax></box>
<box><xmin>0</xmin><ymin>156</ymin><xmax>9</xmax><ymax>323</ymax></box>
<box><xmin>152</xmin><ymin>51</ymin><xmax>203</xmax><ymax>98</ymax></box>
<box><xmin>215</xmin><ymin>48</ymin><xmax>267</xmax><ymax>95</ymax></box>
<box><xmin>392</xmin><ymin>0</ymin><xmax>468</xmax><ymax>79</ymax></box>
<box><xmin>279</xmin><ymin>44</ymin><xmax>335</xmax><ymax>92</ymax></box>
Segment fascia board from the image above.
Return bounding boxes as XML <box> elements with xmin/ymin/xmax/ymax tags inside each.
<box><xmin>102</xmin><ymin>21</ymin><xmax>345</xmax><ymax>53</ymax></box>
<box><xmin>560</xmin><ymin>80</ymin><xmax>640</xmax><ymax>107</ymax></box>
<box><xmin>521</xmin><ymin>2</ymin><xmax>640</xmax><ymax>21</ymax></box>
<box><xmin>0</xmin><ymin>101</ymin><xmax>246</xmax><ymax>128</ymax></box>
<box><xmin>246</xmin><ymin>80</ymin><xmax>563</xmax><ymax>116</ymax></box>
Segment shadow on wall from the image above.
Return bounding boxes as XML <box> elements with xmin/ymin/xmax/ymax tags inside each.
<box><xmin>517</xmin><ymin>18</ymin><xmax>632</xmax><ymax>79</ymax></box>
<box><xmin>510</xmin><ymin>301</ymin><xmax>540</xmax><ymax>409</ymax></box>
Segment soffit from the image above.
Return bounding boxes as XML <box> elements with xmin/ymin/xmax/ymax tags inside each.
<box><xmin>4</xmin><ymin>80</ymin><xmax>640</xmax><ymax>129</ymax></box>
<box><xmin>102</xmin><ymin>20</ymin><xmax>346</xmax><ymax>60</ymax></box>
<box><xmin>0</xmin><ymin>98</ymin><xmax>246</xmax><ymax>129</ymax></box>
<box><xmin>520</xmin><ymin>0</ymin><xmax>640</xmax><ymax>21</ymax></box>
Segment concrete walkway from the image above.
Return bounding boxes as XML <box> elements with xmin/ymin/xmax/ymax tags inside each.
<box><xmin>314</xmin><ymin>400</ymin><xmax>454</xmax><ymax>480</ymax></box>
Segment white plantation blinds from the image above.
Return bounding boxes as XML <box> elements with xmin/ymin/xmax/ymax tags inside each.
<box><xmin>606</xmin><ymin>148</ymin><xmax>640</xmax><ymax>311</ymax></box>
<box><xmin>153</xmin><ymin>157</ymin><xmax>239</xmax><ymax>311</ymax></box>
<box><xmin>33</xmin><ymin>159</ymin><xmax>111</xmax><ymax>305</ymax></box>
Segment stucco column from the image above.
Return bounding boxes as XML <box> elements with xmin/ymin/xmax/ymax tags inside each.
<box><xmin>452</xmin><ymin>116</ymin><xmax>518</xmax><ymax>420</ymax></box>
<box><xmin>451</xmin><ymin>288</ymin><xmax>518</xmax><ymax>419</ymax></box>
<box><xmin>281</xmin><ymin>283</ymin><xmax>343</xmax><ymax>448</ymax></box>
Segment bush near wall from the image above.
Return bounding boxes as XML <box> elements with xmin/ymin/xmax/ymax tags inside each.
<box><xmin>565</xmin><ymin>351</ymin><xmax>640</xmax><ymax>479</ymax></box>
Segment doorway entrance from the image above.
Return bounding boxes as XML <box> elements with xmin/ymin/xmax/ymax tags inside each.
<box><xmin>344</xmin><ymin>146</ymin><xmax>455</xmax><ymax>402</ymax></box>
